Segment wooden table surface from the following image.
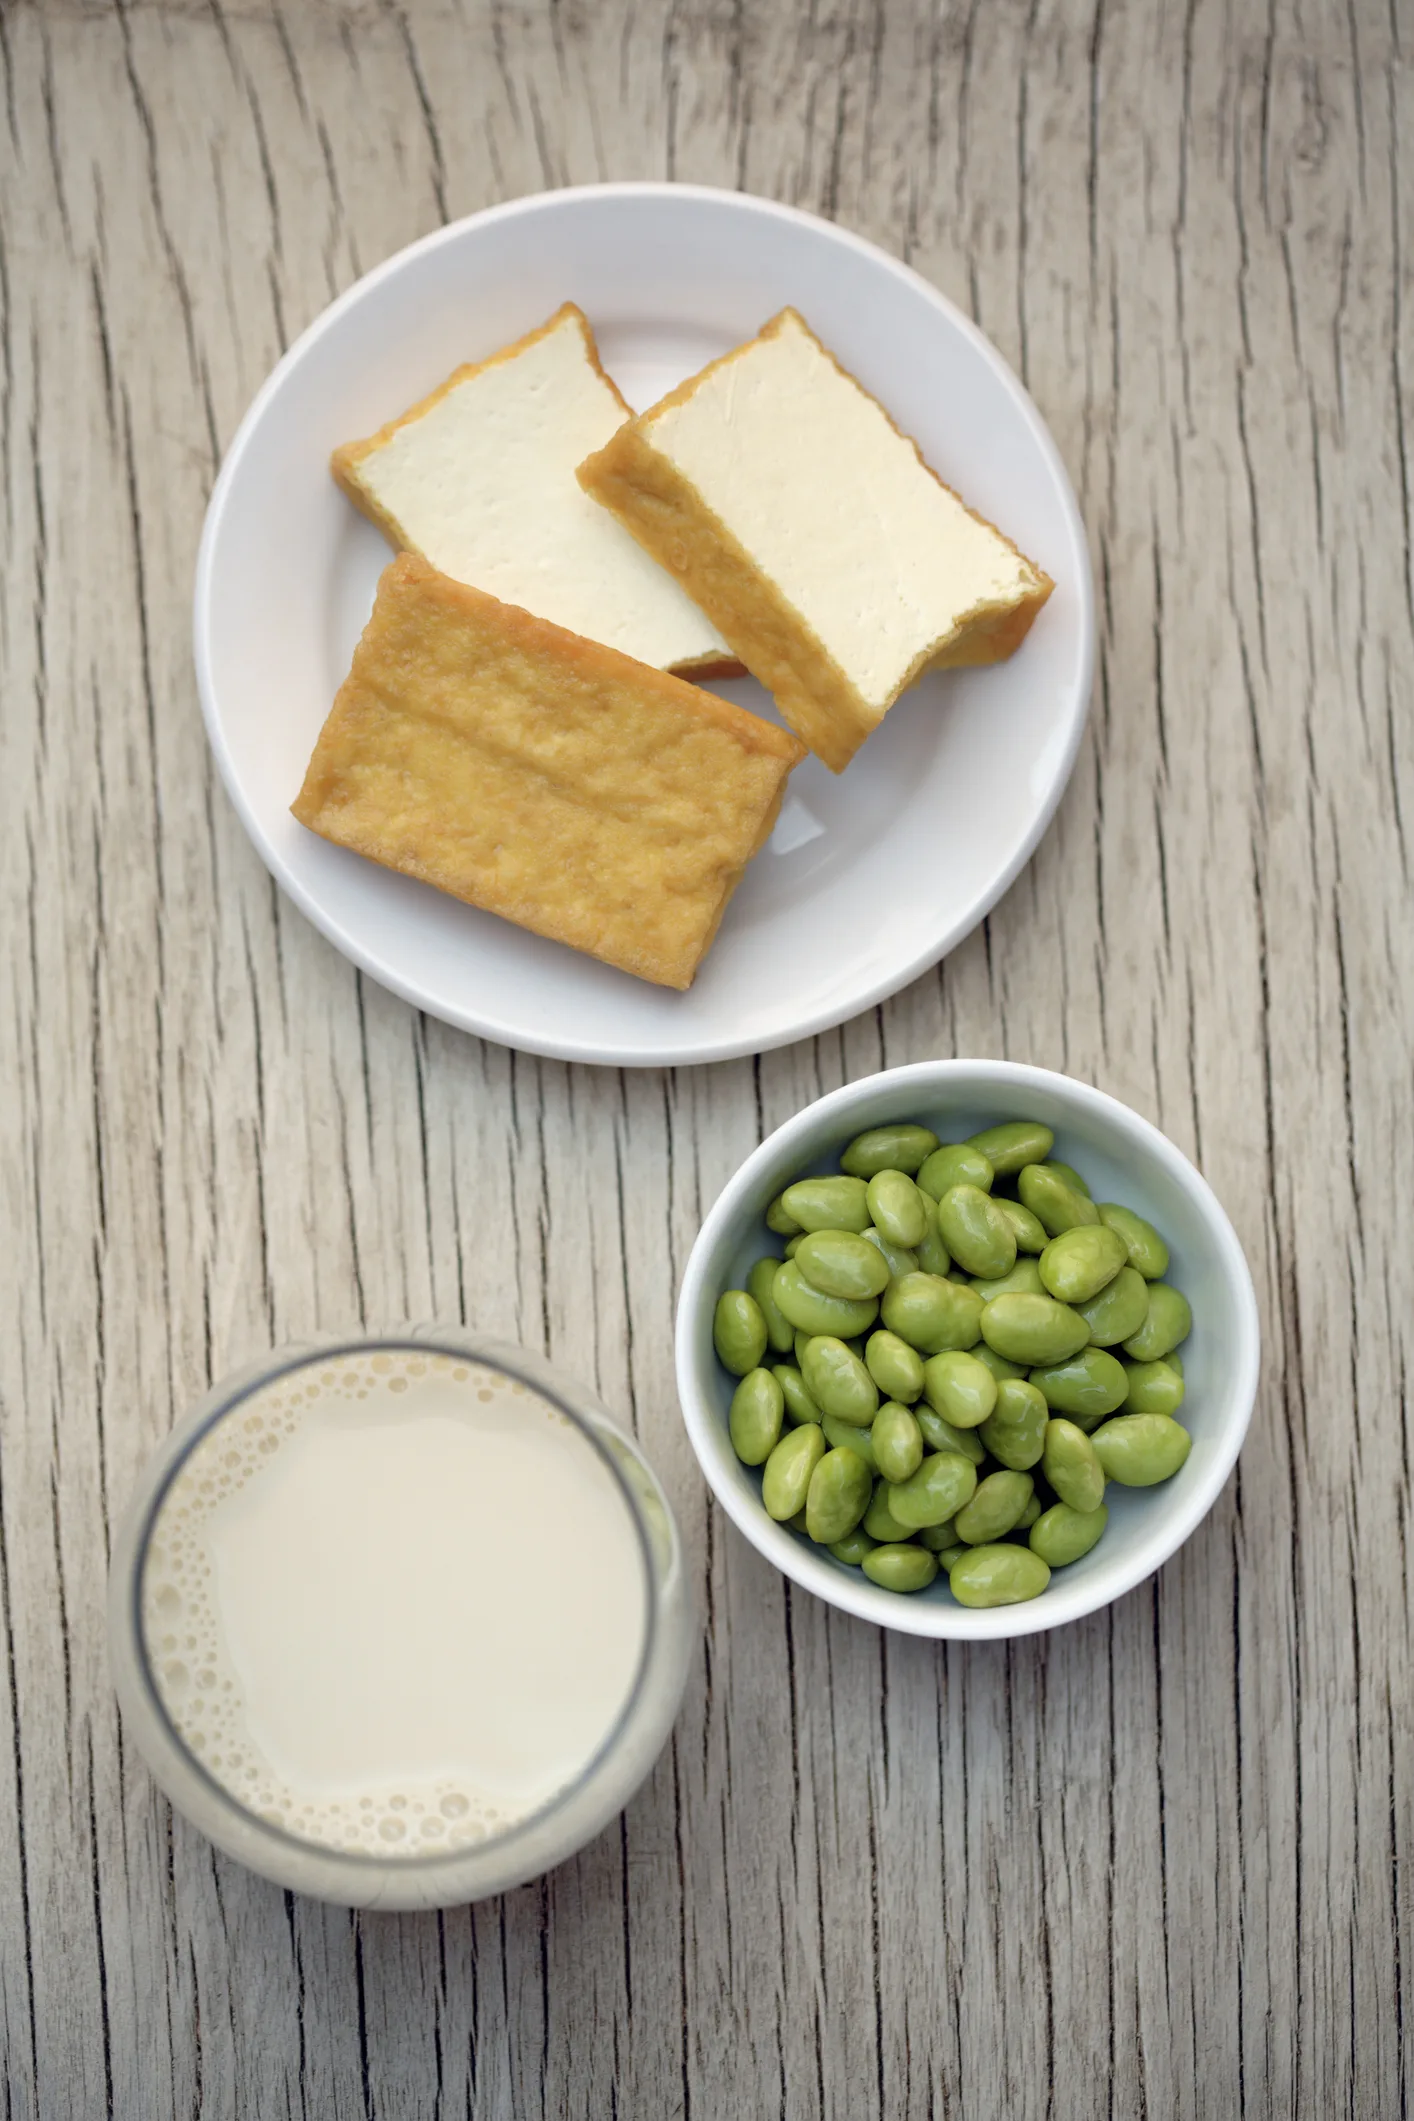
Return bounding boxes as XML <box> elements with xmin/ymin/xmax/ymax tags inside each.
<box><xmin>3</xmin><ymin>2</ymin><xmax>1410</xmax><ymax>2115</ymax></box>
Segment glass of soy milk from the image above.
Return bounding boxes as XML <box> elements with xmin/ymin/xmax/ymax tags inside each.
<box><xmin>108</xmin><ymin>1332</ymin><xmax>694</xmax><ymax>1908</ymax></box>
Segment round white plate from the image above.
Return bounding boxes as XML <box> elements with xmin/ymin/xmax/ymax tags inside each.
<box><xmin>195</xmin><ymin>184</ymin><xmax>1093</xmax><ymax>1067</ymax></box>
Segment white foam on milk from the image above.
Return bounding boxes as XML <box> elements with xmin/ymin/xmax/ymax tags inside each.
<box><xmin>141</xmin><ymin>1351</ymin><xmax>648</xmax><ymax>1860</ymax></box>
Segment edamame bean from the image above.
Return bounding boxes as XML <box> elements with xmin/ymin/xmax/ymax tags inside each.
<box><xmin>766</xmin><ymin>1191</ymin><xmax>802</xmax><ymax>1235</ymax></box>
<box><xmin>978</xmin><ymin>1377</ymin><xmax>1049</xmax><ymax>1470</ymax></box>
<box><xmin>773</xmin><ymin>1260</ymin><xmax>879</xmax><ymax>1339</ymax></box>
<box><xmin>714</xmin><ymin>1291</ymin><xmax>768</xmax><ymax>1375</ymax></box>
<box><xmin>916</xmin><ymin>1404</ymin><xmax>988</xmax><ymax>1463</ymax></box>
<box><xmin>937</xmin><ymin>1184</ymin><xmax>1017</xmax><ymax>1280</ymax></box>
<box><xmin>747</xmin><ymin>1256</ymin><xmax>796</xmax><ymax>1354</ymax></box>
<box><xmin>917</xmin><ymin>1519</ymin><xmax>958</xmax><ymax>1550</ymax></box>
<box><xmin>1121</xmin><ymin>1284</ymin><xmax>1193</xmax><ymax>1362</ymax></box>
<box><xmin>867</xmin><ymin>1169</ymin><xmax>931</xmax><ymax>1248</ymax></box>
<box><xmin>1029</xmin><ymin>1346</ymin><xmax>1130</xmax><ymax>1421</ymax></box>
<box><xmin>935</xmin><ymin>1544</ymin><xmax>969</xmax><ymax>1570</ymax></box>
<box><xmin>881</xmin><ymin>1272</ymin><xmax>983</xmax><ymax>1353</ymax></box>
<box><xmin>729</xmin><ymin>1369</ymin><xmax>784</xmax><ymax>1464</ymax></box>
<box><xmin>1041</xmin><ymin>1419</ymin><xmax>1106</xmax><ymax>1513</ymax></box>
<box><xmin>1077</xmin><ymin>1265</ymin><xmax>1150</xmax><ymax>1346</ymax></box>
<box><xmin>922</xmin><ymin>1349</ymin><xmax>998</xmax><ymax>1429</ymax></box>
<box><xmin>787</xmin><ymin>1508</ymin><xmax>810</xmax><ymax>1533</ymax></box>
<box><xmin>865</xmin><ymin>1329</ymin><xmax>925</xmax><ymax>1403</ymax></box>
<box><xmin>1038</xmin><ymin>1224</ymin><xmax>1128</xmax><ymax>1304</ymax></box>
<box><xmin>1090</xmin><ymin>1413</ymin><xmax>1192</xmax><ymax>1486</ymax></box>
<box><xmin>861</xmin><ymin>1227</ymin><xmax>919</xmax><ymax>1280</ymax></box>
<box><xmin>780</xmin><ymin>1175</ymin><xmax>871</xmax><ymax>1234</ymax></box>
<box><xmin>862</xmin><ymin>1545</ymin><xmax>938</xmax><ymax>1592</ymax></box>
<box><xmin>1018</xmin><ymin>1164</ymin><xmax>1101</xmax><ymax>1236</ymax></box>
<box><xmin>918</xmin><ymin>1143</ymin><xmax>994</xmax><ymax>1200</ymax></box>
<box><xmin>762</xmin><ymin>1423</ymin><xmax>826</xmax><ymax>1519</ymax></box>
<box><xmin>772</xmin><ymin>1365</ymin><xmax>822</xmax><ymax>1426</ymax></box>
<box><xmin>955</xmin><ymin>1470</ymin><xmax>1034</xmax><ymax>1544</ymax></box>
<box><xmin>1048</xmin><ymin>1161</ymin><xmax>1091</xmax><ymax>1196</ymax></box>
<box><xmin>829</xmin><ymin>1527</ymin><xmax>878</xmax><ymax>1565</ymax></box>
<box><xmin>948</xmin><ymin>1545</ymin><xmax>1051</xmax><ymax>1607</ymax></box>
<box><xmin>800</xmin><ymin>1336</ymin><xmax>879</xmax><ymax>1426</ymax></box>
<box><xmin>1015</xmin><ymin>1492</ymin><xmax>1043</xmax><ymax>1531</ymax></box>
<box><xmin>992</xmin><ymin>1197</ymin><xmax>1050</xmax><ymax>1254</ymax></box>
<box><xmin>794</xmin><ymin>1330</ymin><xmax>862</xmax><ymax>1369</ymax></box>
<box><xmin>1123</xmin><ymin>1358</ymin><xmax>1186</xmax><ymax>1415</ymax></box>
<box><xmin>886</xmin><ymin>1451</ymin><xmax>978</xmax><ymax>1530</ymax></box>
<box><xmin>794</xmin><ymin>1229</ymin><xmax>892</xmax><ymax>1301</ymax></box>
<box><xmin>970</xmin><ymin>1257</ymin><xmax>1046</xmax><ymax>1302</ymax></box>
<box><xmin>1029</xmin><ymin>1501</ymin><xmax>1108</xmax><ymax>1566</ymax></box>
<box><xmin>806</xmin><ymin>1447</ymin><xmax>873</xmax><ymax>1543</ymax></box>
<box><xmin>1098</xmin><ymin>1202</ymin><xmax>1170</xmax><ymax>1279</ymax></box>
<box><xmin>966</xmin><ymin>1120</ymin><xmax>1055</xmax><ymax>1175</ymax></box>
<box><xmin>822</xmin><ymin>1412</ymin><xmax>879</xmax><ymax>1471</ymax></box>
<box><xmin>914</xmin><ymin>1205</ymin><xmax>954</xmax><ymax>1279</ymax></box>
<box><xmin>972</xmin><ymin>1344</ymin><xmax>1027</xmax><ymax>1381</ymax></box>
<box><xmin>1168</xmin><ymin>1350</ymin><xmax>1184</xmax><ymax>1379</ymax></box>
<box><xmin>863</xmin><ymin>1482</ymin><xmax>920</xmax><ymax>1543</ymax></box>
<box><xmin>784</xmin><ymin>1234</ymin><xmax>805</xmax><ymax>1258</ymax></box>
<box><xmin>873</xmin><ymin>1403</ymin><xmax>925</xmax><ymax>1482</ymax></box>
<box><xmin>980</xmin><ymin>1292</ymin><xmax>1091</xmax><ymax>1366</ymax></box>
<box><xmin>840</xmin><ymin>1123</ymin><xmax>939</xmax><ymax>1178</ymax></box>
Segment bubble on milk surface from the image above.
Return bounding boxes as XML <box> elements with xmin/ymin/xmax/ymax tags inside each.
<box><xmin>140</xmin><ymin>1350</ymin><xmax>560</xmax><ymax>1859</ymax></box>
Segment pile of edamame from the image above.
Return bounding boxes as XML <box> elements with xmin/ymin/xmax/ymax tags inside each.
<box><xmin>713</xmin><ymin>1118</ymin><xmax>1194</xmax><ymax>1607</ymax></box>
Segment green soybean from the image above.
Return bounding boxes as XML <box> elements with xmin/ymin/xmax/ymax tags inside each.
<box><xmin>1121</xmin><ymin>1283</ymin><xmax>1193</xmax><ymax>1362</ymax></box>
<box><xmin>867</xmin><ymin>1169</ymin><xmax>931</xmax><ymax>1249</ymax></box>
<box><xmin>1168</xmin><ymin>1350</ymin><xmax>1184</xmax><ymax>1379</ymax></box>
<box><xmin>978</xmin><ymin>1377</ymin><xmax>1049</xmax><ymax>1470</ymax></box>
<box><xmin>828</xmin><ymin>1527</ymin><xmax>878</xmax><ymax>1565</ymax></box>
<box><xmin>865</xmin><ymin>1329</ymin><xmax>925</xmax><ymax>1403</ymax></box>
<box><xmin>747</xmin><ymin>1257</ymin><xmax>795</xmax><ymax>1354</ymax></box>
<box><xmin>1098</xmin><ymin>1202</ymin><xmax>1170</xmax><ymax>1279</ymax></box>
<box><xmin>773</xmin><ymin>1365</ymin><xmax>822</xmax><ymax>1426</ymax></box>
<box><xmin>970</xmin><ymin>1257</ymin><xmax>1046</xmax><ymax>1303</ymax></box>
<box><xmin>948</xmin><ymin>1545</ymin><xmax>1051</xmax><ymax>1607</ymax></box>
<box><xmin>1015</xmin><ymin>1492</ymin><xmax>1043</xmax><ymax>1531</ymax></box>
<box><xmin>1123</xmin><ymin>1358</ymin><xmax>1186</xmax><ymax>1416</ymax></box>
<box><xmin>800</xmin><ymin>1336</ymin><xmax>879</xmax><ymax>1425</ymax></box>
<box><xmin>780</xmin><ymin>1175</ymin><xmax>871</xmax><ymax>1234</ymax></box>
<box><xmin>966</xmin><ymin>1120</ymin><xmax>1054</xmax><ymax>1175</ymax></box>
<box><xmin>806</xmin><ymin>1447</ymin><xmax>873</xmax><ymax>1543</ymax></box>
<box><xmin>840</xmin><ymin>1123</ymin><xmax>939</xmax><ymax>1178</ymax></box>
<box><xmin>1018</xmin><ymin>1163</ymin><xmax>1102</xmax><ymax>1236</ymax></box>
<box><xmin>766</xmin><ymin>1191</ymin><xmax>802</xmax><ymax>1235</ymax></box>
<box><xmin>992</xmin><ymin>1197</ymin><xmax>1050</xmax><ymax>1254</ymax></box>
<box><xmin>762</xmin><ymin>1423</ymin><xmax>826</xmax><ymax>1519</ymax></box>
<box><xmin>787</xmin><ymin>1508</ymin><xmax>811</xmax><ymax>1533</ymax></box>
<box><xmin>729</xmin><ymin>1369</ymin><xmax>784</xmax><ymax>1464</ymax></box>
<box><xmin>1041</xmin><ymin>1419</ymin><xmax>1106</xmax><ymax>1513</ymax></box>
<box><xmin>972</xmin><ymin>1343</ymin><xmax>1027</xmax><ymax>1381</ymax></box>
<box><xmin>794</xmin><ymin>1329</ymin><xmax>863</xmax><ymax>1370</ymax></box>
<box><xmin>714</xmin><ymin>1291</ymin><xmax>768</xmax><ymax>1375</ymax></box>
<box><xmin>1029</xmin><ymin>1501</ymin><xmax>1108</xmax><ymax>1567</ymax></box>
<box><xmin>863</xmin><ymin>1482</ymin><xmax>920</xmax><ymax>1544</ymax></box>
<box><xmin>881</xmin><ymin>1272</ymin><xmax>983</xmax><ymax>1354</ymax></box>
<box><xmin>918</xmin><ymin>1143</ymin><xmax>994</xmax><ymax>1201</ymax></box>
<box><xmin>922</xmin><ymin>1349</ymin><xmax>998</xmax><ymax>1429</ymax></box>
<box><xmin>980</xmin><ymin>1292</ymin><xmax>1091</xmax><ymax>1366</ymax></box>
<box><xmin>784</xmin><ymin>1234</ymin><xmax>805</xmax><ymax>1258</ymax></box>
<box><xmin>916</xmin><ymin>1404</ymin><xmax>988</xmax><ymax>1463</ymax></box>
<box><xmin>1029</xmin><ymin>1346</ymin><xmax>1130</xmax><ymax>1422</ymax></box>
<box><xmin>873</xmin><ymin>1403</ymin><xmax>925</xmax><ymax>1482</ymax></box>
<box><xmin>917</xmin><ymin>1519</ymin><xmax>959</xmax><ymax>1551</ymax></box>
<box><xmin>937</xmin><ymin>1184</ymin><xmax>1017</xmax><ymax>1280</ymax></box>
<box><xmin>794</xmin><ymin>1229</ymin><xmax>891</xmax><ymax>1301</ymax></box>
<box><xmin>914</xmin><ymin>1203</ymin><xmax>953</xmax><ymax>1279</ymax></box>
<box><xmin>1047</xmin><ymin>1161</ymin><xmax>1091</xmax><ymax>1196</ymax></box>
<box><xmin>861</xmin><ymin>1227</ymin><xmax>919</xmax><ymax>1281</ymax></box>
<box><xmin>1038</xmin><ymin>1224</ymin><xmax>1128</xmax><ymax>1304</ymax></box>
<box><xmin>862</xmin><ymin>1544</ymin><xmax>938</xmax><ymax>1592</ymax></box>
<box><xmin>886</xmin><ymin>1451</ymin><xmax>978</xmax><ymax>1530</ymax></box>
<box><xmin>822</xmin><ymin>1412</ymin><xmax>879</xmax><ymax>1471</ymax></box>
<box><xmin>955</xmin><ymin>1470</ymin><xmax>1034</xmax><ymax>1544</ymax></box>
<box><xmin>773</xmin><ymin>1260</ymin><xmax>879</xmax><ymax>1340</ymax></box>
<box><xmin>936</xmin><ymin>1544</ymin><xmax>969</xmax><ymax>1571</ymax></box>
<box><xmin>1091</xmin><ymin>1414</ymin><xmax>1192</xmax><ymax>1486</ymax></box>
<box><xmin>1077</xmin><ymin>1265</ymin><xmax>1150</xmax><ymax>1347</ymax></box>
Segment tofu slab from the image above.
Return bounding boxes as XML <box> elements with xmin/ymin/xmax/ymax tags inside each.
<box><xmin>331</xmin><ymin>305</ymin><xmax>737</xmax><ymax>677</ymax></box>
<box><xmin>292</xmin><ymin>555</ymin><xmax>804</xmax><ymax>991</ymax></box>
<box><xmin>578</xmin><ymin>309</ymin><xmax>1053</xmax><ymax>772</ymax></box>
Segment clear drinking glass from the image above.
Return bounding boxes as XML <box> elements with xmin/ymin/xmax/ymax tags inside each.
<box><xmin>108</xmin><ymin>1329</ymin><xmax>694</xmax><ymax>1909</ymax></box>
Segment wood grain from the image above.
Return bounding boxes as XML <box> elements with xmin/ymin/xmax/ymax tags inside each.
<box><xmin>0</xmin><ymin>1</ymin><xmax>1409</xmax><ymax>2114</ymax></box>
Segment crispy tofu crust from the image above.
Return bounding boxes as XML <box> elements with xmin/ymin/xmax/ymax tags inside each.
<box><xmin>292</xmin><ymin>554</ymin><xmax>804</xmax><ymax>990</ymax></box>
<box><xmin>578</xmin><ymin>309</ymin><xmax>1053</xmax><ymax>773</ymax></box>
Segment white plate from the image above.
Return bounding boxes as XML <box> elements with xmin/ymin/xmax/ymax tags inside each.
<box><xmin>195</xmin><ymin>184</ymin><xmax>1093</xmax><ymax>1067</ymax></box>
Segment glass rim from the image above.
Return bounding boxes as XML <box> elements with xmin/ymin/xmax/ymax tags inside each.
<box><xmin>123</xmin><ymin>1330</ymin><xmax>662</xmax><ymax>1875</ymax></box>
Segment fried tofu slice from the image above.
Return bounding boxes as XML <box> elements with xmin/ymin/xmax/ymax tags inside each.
<box><xmin>292</xmin><ymin>553</ymin><xmax>805</xmax><ymax>990</ymax></box>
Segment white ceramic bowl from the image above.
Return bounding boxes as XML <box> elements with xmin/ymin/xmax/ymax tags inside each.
<box><xmin>675</xmin><ymin>1061</ymin><xmax>1259</xmax><ymax>1639</ymax></box>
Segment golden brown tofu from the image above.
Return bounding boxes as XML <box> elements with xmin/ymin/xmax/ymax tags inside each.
<box><xmin>292</xmin><ymin>553</ymin><xmax>804</xmax><ymax>990</ymax></box>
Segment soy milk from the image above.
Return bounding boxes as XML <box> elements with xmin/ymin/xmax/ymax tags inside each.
<box><xmin>141</xmin><ymin>1350</ymin><xmax>649</xmax><ymax>1857</ymax></box>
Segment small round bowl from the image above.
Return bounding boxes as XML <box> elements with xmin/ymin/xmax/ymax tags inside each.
<box><xmin>675</xmin><ymin>1061</ymin><xmax>1259</xmax><ymax>1639</ymax></box>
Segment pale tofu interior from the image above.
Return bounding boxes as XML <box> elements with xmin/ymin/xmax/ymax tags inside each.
<box><xmin>642</xmin><ymin>313</ymin><xmax>1037</xmax><ymax>709</ymax></box>
<box><xmin>352</xmin><ymin>312</ymin><xmax>730</xmax><ymax>671</ymax></box>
